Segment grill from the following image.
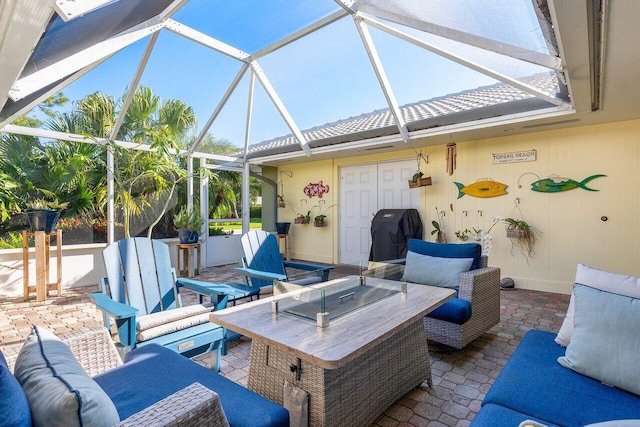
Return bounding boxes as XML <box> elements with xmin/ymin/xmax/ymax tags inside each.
<box><xmin>369</xmin><ymin>209</ymin><xmax>423</xmax><ymax>262</ymax></box>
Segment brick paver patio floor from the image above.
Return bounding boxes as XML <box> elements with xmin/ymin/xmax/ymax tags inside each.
<box><xmin>0</xmin><ymin>263</ymin><xmax>570</xmax><ymax>426</ymax></box>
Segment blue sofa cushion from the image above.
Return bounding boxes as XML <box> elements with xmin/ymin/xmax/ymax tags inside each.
<box><xmin>482</xmin><ymin>329</ymin><xmax>640</xmax><ymax>427</ymax></box>
<box><xmin>407</xmin><ymin>239</ymin><xmax>482</xmax><ymax>270</ymax></box>
<box><xmin>0</xmin><ymin>351</ymin><xmax>32</xmax><ymax>427</ymax></box>
<box><xmin>427</xmin><ymin>296</ymin><xmax>472</xmax><ymax>324</ymax></box>
<box><xmin>94</xmin><ymin>344</ymin><xmax>289</xmax><ymax>427</ymax></box>
<box><xmin>470</xmin><ymin>403</ymin><xmax>558</xmax><ymax>427</ymax></box>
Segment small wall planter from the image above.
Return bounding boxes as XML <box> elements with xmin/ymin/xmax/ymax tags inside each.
<box><xmin>408</xmin><ymin>176</ymin><xmax>432</xmax><ymax>189</ymax></box>
<box><xmin>295</xmin><ymin>216</ymin><xmax>309</xmax><ymax>224</ymax></box>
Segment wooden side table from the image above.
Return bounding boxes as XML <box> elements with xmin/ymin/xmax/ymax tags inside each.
<box><xmin>22</xmin><ymin>229</ymin><xmax>62</xmax><ymax>302</ymax></box>
<box><xmin>275</xmin><ymin>234</ymin><xmax>290</xmax><ymax>261</ymax></box>
<box><xmin>177</xmin><ymin>243</ymin><xmax>201</xmax><ymax>278</ymax></box>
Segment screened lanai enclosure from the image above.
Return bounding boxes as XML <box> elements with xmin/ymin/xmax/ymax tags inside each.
<box><xmin>0</xmin><ymin>0</ymin><xmax>606</xmax><ymax>266</ymax></box>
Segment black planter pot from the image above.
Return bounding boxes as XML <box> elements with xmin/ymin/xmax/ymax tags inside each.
<box><xmin>25</xmin><ymin>209</ymin><xmax>61</xmax><ymax>232</ymax></box>
<box><xmin>275</xmin><ymin>222</ymin><xmax>291</xmax><ymax>235</ymax></box>
<box><xmin>178</xmin><ymin>229</ymin><xmax>199</xmax><ymax>244</ymax></box>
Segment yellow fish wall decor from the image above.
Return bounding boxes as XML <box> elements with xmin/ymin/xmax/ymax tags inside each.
<box><xmin>454</xmin><ymin>180</ymin><xmax>508</xmax><ymax>198</ymax></box>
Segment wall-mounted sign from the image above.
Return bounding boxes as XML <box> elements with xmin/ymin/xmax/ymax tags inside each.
<box><xmin>492</xmin><ymin>149</ymin><xmax>536</xmax><ymax>164</ymax></box>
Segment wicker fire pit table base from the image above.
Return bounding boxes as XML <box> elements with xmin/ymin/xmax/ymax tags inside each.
<box><xmin>247</xmin><ymin>318</ymin><xmax>431</xmax><ymax>427</ymax></box>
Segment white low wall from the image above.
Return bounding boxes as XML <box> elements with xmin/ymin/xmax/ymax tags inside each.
<box><xmin>0</xmin><ymin>238</ymin><xmax>189</xmax><ymax>298</ymax></box>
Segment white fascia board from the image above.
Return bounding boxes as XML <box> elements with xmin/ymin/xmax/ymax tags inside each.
<box><xmin>53</xmin><ymin>0</ymin><xmax>114</xmax><ymax>21</ymax></box>
<box><xmin>356</xmin><ymin>4</ymin><xmax>562</xmax><ymax>72</ymax></box>
<box><xmin>9</xmin><ymin>17</ymin><xmax>164</xmax><ymax>101</ymax></box>
<box><xmin>0</xmin><ymin>0</ymin><xmax>55</xmax><ymax>111</ymax></box>
<box><xmin>353</xmin><ymin>16</ymin><xmax>409</xmax><ymax>142</ymax></box>
<box><xmin>251</xmin><ymin>61</ymin><xmax>311</xmax><ymax>156</ymax></box>
<box><xmin>363</xmin><ymin>15</ymin><xmax>569</xmax><ymax>108</ymax></box>
<box><xmin>164</xmin><ymin>19</ymin><xmax>250</xmax><ymax>62</ymax></box>
<box><xmin>246</xmin><ymin>106</ymin><xmax>574</xmax><ymax>164</ymax></box>
<box><xmin>1</xmin><ymin>124</ymin><xmax>242</xmax><ymax>164</ymax></box>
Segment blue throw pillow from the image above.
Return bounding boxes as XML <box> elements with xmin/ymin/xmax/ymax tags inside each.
<box><xmin>407</xmin><ymin>239</ymin><xmax>482</xmax><ymax>270</ymax></box>
<box><xmin>558</xmin><ymin>284</ymin><xmax>640</xmax><ymax>396</ymax></box>
<box><xmin>0</xmin><ymin>351</ymin><xmax>32</xmax><ymax>427</ymax></box>
<box><xmin>403</xmin><ymin>251</ymin><xmax>474</xmax><ymax>289</ymax></box>
<box><xmin>14</xmin><ymin>326</ymin><xmax>120</xmax><ymax>427</ymax></box>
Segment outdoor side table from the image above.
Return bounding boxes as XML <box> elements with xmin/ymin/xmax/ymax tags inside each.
<box><xmin>22</xmin><ymin>229</ymin><xmax>62</xmax><ymax>301</ymax></box>
<box><xmin>176</xmin><ymin>243</ymin><xmax>200</xmax><ymax>278</ymax></box>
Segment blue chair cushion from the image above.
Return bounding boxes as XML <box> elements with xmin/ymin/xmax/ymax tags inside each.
<box><xmin>94</xmin><ymin>344</ymin><xmax>289</xmax><ymax>427</ymax></box>
<box><xmin>0</xmin><ymin>351</ymin><xmax>32</xmax><ymax>427</ymax></box>
<box><xmin>483</xmin><ymin>330</ymin><xmax>640</xmax><ymax>426</ymax></box>
<box><xmin>407</xmin><ymin>239</ymin><xmax>482</xmax><ymax>270</ymax></box>
<box><xmin>427</xmin><ymin>297</ymin><xmax>472</xmax><ymax>324</ymax></box>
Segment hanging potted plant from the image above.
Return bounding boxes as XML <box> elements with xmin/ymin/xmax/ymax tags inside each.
<box><xmin>313</xmin><ymin>204</ymin><xmax>336</xmax><ymax>227</ymax></box>
<box><xmin>314</xmin><ymin>214</ymin><xmax>327</xmax><ymax>227</ymax></box>
<box><xmin>503</xmin><ymin>217</ymin><xmax>540</xmax><ymax>258</ymax></box>
<box><xmin>455</xmin><ymin>228</ymin><xmax>471</xmax><ymax>241</ymax></box>
<box><xmin>173</xmin><ymin>207</ymin><xmax>203</xmax><ymax>244</ymax></box>
<box><xmin>24</xmin><ymin>199</ymin><xmax>69</xmax><ymax>232</ymax></box>
<box><xmin>295</xmin><ymin>211</ymin><xmax>311</xmax><ymax>224</ymax></box>
<box><xmin>408</xmin><ymin>153</ymin><xmax>432</xmax><ymax>188</ymax></box>
<box><xmin>277</xmin><ymin>195</ymin><xmax>286</xmax><ymax>208</ymax></box>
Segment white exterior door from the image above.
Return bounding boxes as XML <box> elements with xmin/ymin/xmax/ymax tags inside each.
<box><xmin>339</xmin><ymin>163</ymin><xmax>378</xmax><ymax>266</ymax></box>
<box><xmin>339</xmin><ymin>159</ymin><xmax>420</xmax><ymax>266</ymax></box>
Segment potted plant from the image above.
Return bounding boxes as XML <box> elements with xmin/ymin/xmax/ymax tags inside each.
<box><xmin>408</xmin><ymin>170</ymin><xmax>432</xmax><ymax>189</ymax></box>
<box><xmin>455</xmin><ymin>228</ymin><xmax>471</xmax><ymax>241</ymax></box>
<box><xmin>503</xmin><ymin>217</ymin><xmax>539</xmax><ymax>258</ymax></box>
<box><xmin>313</xmin><ymin>204</ymin><xmax>336</xmax><ymax>227</ymax></box>
<box><xmin>295</xmin><ymin>211</ymin><xmax>310</xmax><ymax>224</ymax></box>
<box><xmin>431</xmin><ymin>208</ymin><xmax>446</xmax><ymax>243</ymax></box>
<box><xmin>314</xmin><ymin>214</ymin><xmax>327</xmax><ymax>227</ymax></box>
<box><xmin>431</xmin><ymin>220</ymin><xmax>446</xmax><ymax>243</ymax></box>
<box><xmin>275</xmin><ymin>221</ymin><xmax>291</xmax><ymax>235</ymax></box>
<box><xmin>277</xmin><ymin>195</ymin><xmax>286</xmax><ymax>208</ymax></box>
<box><xmin>174</xmin><ymin>207</ymin><xmax>203</xmax><ymax>244</ymax></box>
<box><xmin>24</xmin><ymin>198</ymin><xmax>69</xmax><ymax>232</ymax></box>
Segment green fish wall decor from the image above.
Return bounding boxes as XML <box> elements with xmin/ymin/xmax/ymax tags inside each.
<box><xmin>454</xmin><ymin>180</ymin><xmax>508</xmax><ymax>198</ymax></box>
<box><xmin>531</xmin><ymin>174</ymin><xmax>606</xmax><ymax>193</ymax></box>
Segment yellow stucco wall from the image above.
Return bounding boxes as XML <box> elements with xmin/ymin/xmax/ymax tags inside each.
<box><xmin>277</xmin><ymin>119</ymin><xmax>640</xmax><ymax>294</ymax></box>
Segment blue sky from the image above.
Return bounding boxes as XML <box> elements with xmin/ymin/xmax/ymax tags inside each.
<box><xmin>44</xmin><ymin>0</ymin><xmax>546</xmax><ymax>149</ymax></box>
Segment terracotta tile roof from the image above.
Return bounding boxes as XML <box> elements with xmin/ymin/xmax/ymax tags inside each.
<box><xmin>247</xmin><ymin>73</ymin><xmax>560</xmax><ymax>158</ymax></box>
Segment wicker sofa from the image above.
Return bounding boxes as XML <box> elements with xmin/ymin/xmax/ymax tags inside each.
<box><xmin>1</xmin><ymin>324</ymin><xmax>289</xmax><ymax>427</ymax></box>
<box><xmin>404</xmin><ymin>239</ymin><xmax>501</xmax><ymax>349</ymax></box>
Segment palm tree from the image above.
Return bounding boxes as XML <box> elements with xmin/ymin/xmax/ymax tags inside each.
<box><xmin>196</xmin><ymin>136</ymin><xmax>260</xmax><ymax>219</ymax></box>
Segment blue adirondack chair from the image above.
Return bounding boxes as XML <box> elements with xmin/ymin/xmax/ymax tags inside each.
<box><xmin>237</xmin><ymin>230</ymin><xmax>334</xmax><ymax>290</ymax></box>
<box><xmin>89</xmin><ymin>238</ymin><xmax>230</xmax><ymax>371</ymax></box>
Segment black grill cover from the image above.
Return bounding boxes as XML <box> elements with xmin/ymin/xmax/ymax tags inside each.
<box><xmin>369</xmin><ymin>209</ymin><xmax>423</xmax><ymax>262</ymax></box>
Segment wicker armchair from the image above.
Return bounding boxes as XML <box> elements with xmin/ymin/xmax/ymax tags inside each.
<box><xmin>398</xmin><ymin>239</ymin><xmax>501</xmax><ymax>349</ymax></box>
<box><xmin>424</xmin><ymin>255</ymin><xmax>501</xmax><ymax>349</ymax></box>
<box><xmin>3</xmin><ymin>325</ymin><xmax>229</xmax><ymax>427</ymax></box>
